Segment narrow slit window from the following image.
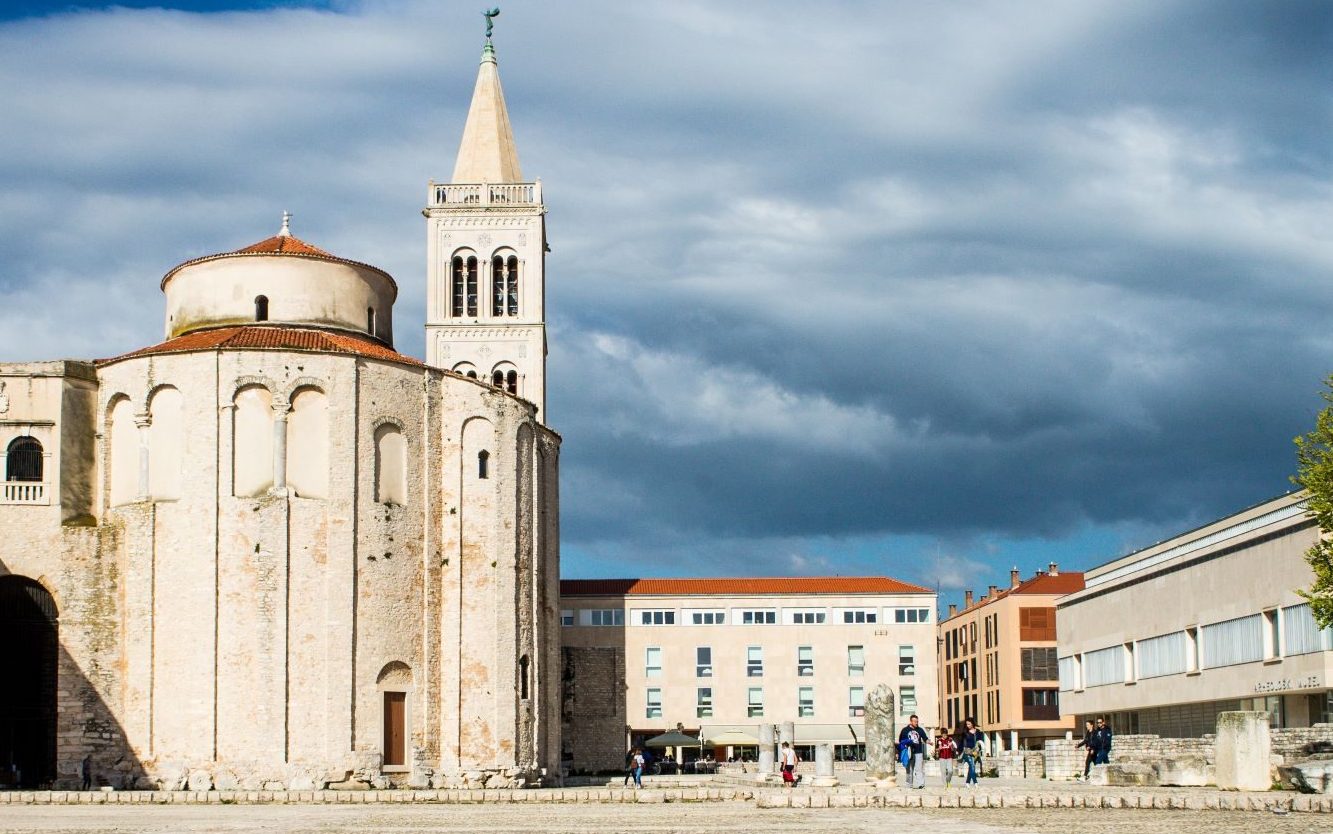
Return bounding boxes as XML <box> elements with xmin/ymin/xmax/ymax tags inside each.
<box><xmin>506</xmin><ymin>255</ymin><xmax>519</xmax><ymax>316</ymax></box>
<box><xmin>477</xmin><ymin>450</ymin><xmax>489</xmax><ymax>479</ymax></box>
<box><xmin>255</xmin><ymin>295</ymin><xmax>269</xmax><ymax>321</ymax></box>
<box><xmin>465</xmin><ymin>256</ymin><xmax>478</xmax><ymax>316</ymax></box>
<box><xmin>450</xmin><ymin>256</ymin><xmax>465</xmax><ymax>317</ymax></box>
<box><xmin>519</xmin><ymin>655</ymin><xmax>530</xmax><ymax>700</ymax></box>
<box><xmin>367</xmin><ymin>307</ymin><xmax>376</xmax><ymax>336</ymax></box>
<box><xmin>492</xmin><ymin>255</ymin><xmax>506</xmax><ymax>316</ymax></box>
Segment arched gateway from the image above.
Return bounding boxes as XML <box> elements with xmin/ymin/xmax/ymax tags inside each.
<box><xmin>0</xmin><ymin>576</ymin><xmax>58</xmax><ymax>788</ymax></box>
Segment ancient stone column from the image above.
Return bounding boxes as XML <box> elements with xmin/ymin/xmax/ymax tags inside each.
<box><xmin>864</xmin><ymin>684</ymin><xmax>897</xmax><ymax>787</ymax></box>
<box><xmin>271</xmin><ymin>399</ymin><xmax>290</xmax><ymax>492</ymax></box>
<box><xmin>813</xmin><ymin>743</ymin><xmax>838</xmax><ymax>787</ymax></box>
<box><xmin>134</xmin><ymin>412</ymin><xmax>151</xmax><ymax>499</ymax></box>
<box><xmin>757</xmin><ymin>723</ymin><xmax>777</xmax><ymax>781</ymax></box>
<box><xmin>780</xmin><ymin>721</ymin><xmax>795</xmax><ymax>749</ymax></box>
<box><xmin>1215</xmin><ymin>711</ymin><xmax>1271</xmax><ymax>791</ymax></box>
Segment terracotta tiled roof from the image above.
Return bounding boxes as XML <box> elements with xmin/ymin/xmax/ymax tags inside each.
<box><xmin>235</xmin><ymin>234</ymin><xmax>332</xmax><ymax>256</ymax></box>
<box><xmin>560</xmin><ymin>576</ymin><xmax>933</xmax><ymax>597</ymax></box>
<box><xmin>160</xmin><ymin>233</ymin><xmax>396</xmax><ymax>296</ymax></box>
<box><xmin>97</xmin><ymin>325</ymin><xmax>425</xmax><ymax>368</ymax></box>
<box><xmin>943</xmin><ymin>571</ymin><xmax>1086</xmax><ymax>621</ymax></box>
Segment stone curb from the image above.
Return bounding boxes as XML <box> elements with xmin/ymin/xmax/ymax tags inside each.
<box><xmin>0</xmin><ymin>788</ymin><xmax>1328</xmax><ymax>812</ymax></box>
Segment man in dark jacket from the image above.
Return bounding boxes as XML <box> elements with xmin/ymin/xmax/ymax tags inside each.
<box><xmin>1093</xmin><ymin>717</ymin><xmax>1113</xmax><ymax>765</ymax></box>
<box><xmin>898</xmin><ymin>714</ymin><xmax>930</xmax><ymax>789</ymax></box>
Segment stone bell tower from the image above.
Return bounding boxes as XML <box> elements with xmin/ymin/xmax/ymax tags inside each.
<box><xmin>425</xmin><ymin>28</ymin><xmax>548</xmax><ymax>421</ymax></box>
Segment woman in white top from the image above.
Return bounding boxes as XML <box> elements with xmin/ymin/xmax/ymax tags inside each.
<box><xmin>780</xmin><ymin>742</ymin><xmax>799</xmax><ymax>786</ymax></box>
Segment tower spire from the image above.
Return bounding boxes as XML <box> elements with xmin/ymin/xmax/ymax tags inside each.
<box><xmin>451</xmin><ymin>14</ymin><xmax>522</xmax><ymax>184</ymax></box>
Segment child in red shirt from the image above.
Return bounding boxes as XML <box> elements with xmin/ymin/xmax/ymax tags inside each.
<box><xmin>935</xmin><ymin>728</ymin><xmax>959</xmax><ymax>788</ymax></box>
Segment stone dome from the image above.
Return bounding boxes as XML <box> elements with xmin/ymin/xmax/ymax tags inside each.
<box><xmin>160</xmin><ymin>219</ymin><xmax>398</xmax><ymax>346</ymax></box>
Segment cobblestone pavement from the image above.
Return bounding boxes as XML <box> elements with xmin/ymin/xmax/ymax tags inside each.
<box><xmin>1</xmin><ymin>804</ymin><xmax>1330</xmax><ymax>834</ymax></box>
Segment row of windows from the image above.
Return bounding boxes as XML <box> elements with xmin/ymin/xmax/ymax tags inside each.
<box><xmin>451</xmin><ymin>362</ymin><xmax>521</xmax><ymax>396</ymax></box>
<box><xmin>645</xmin><ymin>685</ymin><xmax>918</xmax><ymax>719</ymax></box>
<box><xmin>449</xmin><ymin>254</ymin><xmax>521</xmax><ymax>318</ymax></box>
<box><xmin>642</xmin><ymin>644</ymin><xmax>915</xmax><ymax>679</ymax></box>
<box><xmin>1060</xmin><ymin>603</ymin><xmax>1331</xmax><ymax>691</ymax></box>
<box><xmin>564</xmin><ymin>606</ymin><xmax>932</xmax><ymax>628</ymax></box>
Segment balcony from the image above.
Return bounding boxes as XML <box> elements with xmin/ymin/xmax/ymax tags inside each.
<box><xmin>1022</xmin><ymin>703</ymin><xmax>1061</xmax><ymax>722</ymax></box>
<box><xmin>2</xmin><ymin>481</ymin><xmax>49</xmax><ymax>505</ymax></box>
<box><xmin>428</xmin><ymin>182</ymin><xmax>542</xmax><ymax>208</ymax></box>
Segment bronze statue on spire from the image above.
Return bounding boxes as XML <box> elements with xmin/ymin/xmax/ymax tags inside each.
<box><xmin>483</xmin><ymin>7</ymin><xmax>500</xmax><ymax>40</ymax></box>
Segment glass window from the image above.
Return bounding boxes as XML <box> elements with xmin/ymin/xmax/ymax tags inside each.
<box><xmin>797</xmin><ymin>646</ymin><xmax>814</xmax><ymax>676</ymax></box>
<box><xmin>1020</xmin><ymin>646</ymin><xmax>1060</xmax><ymax>681</ymax></box>
<box><xmin>898</xmin><ymin>645</ymin><xmax>915</xmax><ymax>676</ymax></box>
<box><xmin>639</xmin><ymin>610</ymin><xmax>676</xmax><ymax>626</ymax></box>
<box><xmin>588</xmin><ymin>609</ymin><xmax>624</xmax><ymax>627</ymax></box>
<box><xmin>900</xmin><ymin>685</ymin><xmax>916</xmax><ymax>714</ymax></box>
<box><xmin>646</xmin><ymin>647</ymin><xmax>662</xmax><ymax>678</ymax></box>
<box><xmin>847</xmin><ymin>645</ymin><xmax>865</xmax><ymax>676</ymax></box>
<box><xmin>741</xmin><ymin>610</ymin><xmax>777</xmax><ymax>625</ymax></box>
<box><xmin>560</xmin><ymin>610</ymin><xmax>573</xmax><ymax>627</ymax></box>
<box><xmin>1201</xmin><ymin>614</ymin><xmax>1265</xmax><ymax>669</ymax></box>
<box><xmin>646</xmin><ymin>688</ymin><xmax>662</xmax><ymax>719</ymax></box>
<box><xmin>747</xmin><ymin>687</ymin><xmax>764</xmax><ymax>718</ymax></box>
<box><xmin>747</xmin><ymin>646</ymin><xmax>763</xmax><ymax>677</ymax></box>
<box><xmin>691</xmin><ymin>610</ymin><xmax>725</xmax><ymax>625</ymax></box>
<box><xmin>798</xmin><ymin>686</ymin><xmax>815</xmax><ymax>718</ymax></box>
<box><xmin>696</xmin><ymin>687</ymin><xmax>713</xmax><ymax>718</ymax></box>
<box><xmin>696</xmin><ymin>646</ymin><xmax>712</xmax><ymax>677</ymax></box>
<box><xmin>842</xmin><ymin>609</ymin><xmax>876</xmax><ymax>624</ymax></box>
<box><xmin>848</xmin><ymin>686</ymin><xmax>865</xmax><ymax>717</ymax></box>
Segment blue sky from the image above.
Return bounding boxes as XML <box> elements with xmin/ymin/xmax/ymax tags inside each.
<box><xmin>0</xmin><ymin>1</ymin><xmax>335</xmax><ymax>18</ymax></box>
<box><xmin>1</xmin><ymin>1</ymin><xmax>1329</xmax><ymax>606</ymax></box>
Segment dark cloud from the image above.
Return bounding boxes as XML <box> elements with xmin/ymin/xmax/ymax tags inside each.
<box><xmin>0</xmin><ymin>1</ymin><xmax>1328</xmax><ymax>595</ymax></box>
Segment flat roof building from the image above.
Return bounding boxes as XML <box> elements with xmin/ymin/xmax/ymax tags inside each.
<box><xmin>1057</xmin><ymin>491</ymin><xmax>1328</xmax><ymax>737</ymax></box>
<box><xmin>558</xmin><ymin>577</ymin><xmax>938</xmax><ymax>773</ymax></box>
<box><xmin>938</xmin><ymin>564</ymin><xmax>1085</xmax><ymax>750</ymax></box>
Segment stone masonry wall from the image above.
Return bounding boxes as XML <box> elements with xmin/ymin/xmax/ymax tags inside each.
<box><xmin>561</xmin><ymin>646</ymin><xmax>626</xmax><ymax>774</ymax></box>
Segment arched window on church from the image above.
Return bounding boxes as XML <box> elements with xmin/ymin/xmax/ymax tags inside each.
<box><xmin>148</xmin><ymin>386</ymin><xmax>183</xmax><ymax>500</ymax></box>
<box><xmin>477</xmin><ymin>450</ymin><xmax>489</xmax><ymax>480</ymax></box>
<box><xmin>367</xmin><ymin>307</ymin><xmax>376</xmax><ymax>337</ymax></box>
<box><xmin>255</xmin><ymin>295</ymin><xmax>269</xmax><ymax>321</ymax></box>
<box><xmin>287</xmin><ymin>387</ymin><xmax>329</xmax><ymax>500</ymax></box>
<box><xmin>5</xmin><ymin>437</ymin><xmax>42</xmax><ymax>482</ymax></box>
<box><xmin>374</xmin><ymin>423</ymin><xmax>406</xmax><ymax>505</ymax></box>
<box><xmin>492</xmin><ymin>370</ymin><xmax>504</xmax><ymax>388</ymax></box>
<box><xmin>109</xmin><ymin>397</ymin><xmax>138</xmax><ymax>505</ymax></box>
<box><xmin>505</xmin><ymin>370</ymin><xmax>518</xmax><ymax>396</ymax></box>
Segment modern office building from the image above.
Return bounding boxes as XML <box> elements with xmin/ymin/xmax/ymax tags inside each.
<box><xmin>937</xmin><ymin>564</ymin><xmax>1084</xmax><ymax>750</ymax></box>
<box><xmin>558</xmin><ymin>577</ymin><xmax>938</xmax><ymax>773</ymax></box>
<box><xmin>1058</xmin><ymin>491</ymin><xmax>1329</xmax><ymax>737</ymax></box>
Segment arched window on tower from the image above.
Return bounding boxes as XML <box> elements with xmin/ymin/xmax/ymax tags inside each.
<box><xmin>477</xmin><ymin>450</ymin><xmax>489</xmax><ymax>480</ymax></box>
<box><xmin>492</xmin><ymin>370</ymin><xmax>504</xmax><ymax>388</ymax></box>
<box><xmin>465</xmin><ymin>256</ymin><xmax>478</xmax><ymax>316</ymax></box>
<box><xmin>255</xmin><ymin>295</ymin><xmax>269</xmax><ymax>322</ymax></box>
<box><xmin>506</xmin><ymin>255</ymin><xmax>519</xmax><ymax>316</ymax></box>
<box><xmin>450</xmin><ymin>256</ymin><xmax>464</xmax><ymax>318</ymax></box>
<box><xmin>505</xmin><ymin>370</ymin><xmax>518</xmax><ymax>395</ymax></box>
<box><xmin>492</xmin><ymin>255</ymin><xmax>506</xmax><ymax>316</ymax></box>
<box><xmin>5</xmin><ymin>437</ymin><xmax>42</xmax><ymax>482</ymax></box>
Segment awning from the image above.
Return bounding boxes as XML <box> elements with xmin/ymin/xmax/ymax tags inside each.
<box><xmin>793</xmin><ymin>723</ymin><xmax>863</xmax><ymax>744</ymax></box>
<box><xmin>703</xmin><ymin>730</ymin><xmax>760</xmax><ymax>745</ymax></box>
<box><xmin>643</xmin><ymin>730</ymin><xmax>701</xmax><ymax>748</ymax></box>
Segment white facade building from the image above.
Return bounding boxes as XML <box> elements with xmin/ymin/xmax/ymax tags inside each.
<box><xmin>558</xmin><ymin>577</ymin><xmax>938</xmax><ymax>773</ymax></box>
<box><xmin>1057</xmin><ymin>491</ymin><xmax>1331</xmax><ymax>737</ymax></box>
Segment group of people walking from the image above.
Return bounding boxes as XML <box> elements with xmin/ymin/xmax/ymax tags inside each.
<box><xmin>899</xmin><ymin>714</ymin><xmax>988</xmax><ymax>789</ymax></box>
<box><xmin>1075</xmin><ymin>717</ymin><xmax>1114</xmax><ymax>778</ymax></box>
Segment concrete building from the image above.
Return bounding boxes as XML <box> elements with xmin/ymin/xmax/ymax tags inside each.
<box><xmin>1058</xmin><ymin>491</ymin><xmax>1329</xmax><ymax>738</ymax></box>
<box><xmin>937</xmin><ymin>564</ymin><xmax>1084</xmax><ymax>750</ymax></box>
<box><xmin>558</xmin><ymin>577</ymin><xmax>938</xmax><ymax>773</ymax></box>
<box><xmin>0</xmin><ymin>32</ymin><xmax>561</xmax><ymax>790</ymax></box>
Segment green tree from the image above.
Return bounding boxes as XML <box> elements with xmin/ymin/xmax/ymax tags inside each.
<box><xmin>1294</xmin><ymin>377</ymin><xmax>1333</xmax><ymax>628</ymax></box>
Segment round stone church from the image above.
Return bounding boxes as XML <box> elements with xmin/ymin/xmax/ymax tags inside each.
<box><xmin>0</xmin><ymin>34</ymin><xmax>560</xmax><ymax>791</ymax></box>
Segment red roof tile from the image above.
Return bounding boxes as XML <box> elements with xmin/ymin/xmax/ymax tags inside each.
<box><xmin>235</xmin><ymin>234</ymin><xmax>332</xmax><ymax>256</ymax></box>
<box><xmin>97</xmin><ymin>325</ymin><xmax>425</xmax><ymax>368</ymax></box>
<box><xmin>560</xmin><ymin>576</ymin><xmax>933</xmax><ymax>597</ymax></box>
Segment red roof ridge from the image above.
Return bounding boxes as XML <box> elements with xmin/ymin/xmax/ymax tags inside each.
<box><xmin>159</xmin><ymin>234</ymin><xmax>397</xmax><ymax>296</ymax></box>
<box><xmin>235</xmin><ymin>234</ymin><xmax>331</xmax><ymax>257</ymax></box>
<box><xmin>560</xmin><ymin>576</ymin><xmax>933</xmax><ymax>596</ymax></box>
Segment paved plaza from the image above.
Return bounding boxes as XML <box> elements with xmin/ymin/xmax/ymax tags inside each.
<box><xmin>1</xmin><ymin>803</ymin><xmax>1330</xmax><ymax>834</ymax></box>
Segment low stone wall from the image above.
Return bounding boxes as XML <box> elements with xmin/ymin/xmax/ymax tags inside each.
<box><xmin>1272</xmin><ymin>726</ymin><xmax>1333</xmax><ymax>760</ymax></box>
<box><xmin>1044</xmin><ymin>735</ymin><xmax>1215</xmax><ymax>781</ymax></box>
<box><xmin>995</xmin><ymin>751</ymin><xmax>1045</xmax><ymax>780</ymax></box>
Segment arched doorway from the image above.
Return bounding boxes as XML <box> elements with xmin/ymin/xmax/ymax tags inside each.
<box><xmin>0</xmin><ymin>576</ymin><xmax>57</xmax><ymax>788</ymax></box>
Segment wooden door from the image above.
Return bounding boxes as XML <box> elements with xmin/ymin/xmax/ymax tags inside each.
<box><xmin>383</xmin><ymin>692</ymin><xmax>406</xmax><ymax>766</ymax></box>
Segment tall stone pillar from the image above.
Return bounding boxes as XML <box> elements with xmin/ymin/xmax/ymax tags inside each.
<box><xmin>864</xmin><ymin>684</ymin><xmax>897</xmax><ymax>787</ymax></box>
<box><xmin>135</xmin><ymin>412</ymin><xmax>151</xmax><ymax>499</ymax></box>
<box><xmin>1215</xmin><ymin>711</ymin><xmax>1271</xmax><ymax>791</ymax></box>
